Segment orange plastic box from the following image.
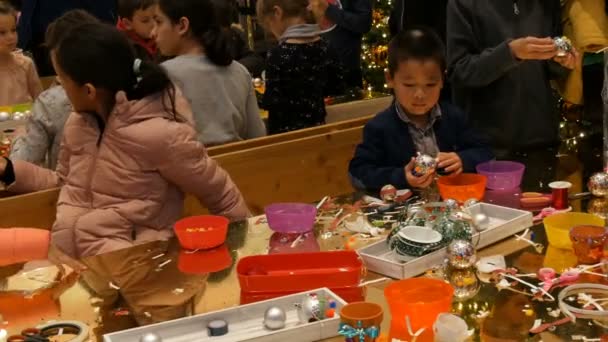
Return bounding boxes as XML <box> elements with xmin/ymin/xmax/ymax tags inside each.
<box><xmin>237</xmin><ymin>250</ymin><xmax>364</xmax><ymax>293</ymax></box>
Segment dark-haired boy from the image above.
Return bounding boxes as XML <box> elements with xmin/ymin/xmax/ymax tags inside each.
<box><xmin>117</xmin><ymin>0</ymin><xmax>157</xmax><ymax>61</ymax></box>
<box><xmin>349</xmin><ymin>28</ymin><xmax>493</xmax><ymax>191</ymax></box>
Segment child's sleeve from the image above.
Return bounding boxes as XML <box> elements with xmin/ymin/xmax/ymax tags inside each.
<box><xmin>10</xmin><ymin>91</ymin><xmax>53</xmax><ymax>165</ymax></box>
<box><xmin>153</xmin><ymin>122</ymin><xmax>250</xmax><ymax>221</ymax></box>
<box><xmin>261</xmin><ymin>47</ymin><xmax>282</xmax><ymax>111</ymax></box>
<box><xmin>452</xmin><ymin>108</ymin><xmax>495</xmax><ymax>172</ymax></box>
<box><xmin>243</xmin><ymin>80</ymin><xmax>267</xmax><ymax>139</ymax></box>
<box><xmin>446</xmin><ymin>0</ymin><xmax>520</xmax><ymax>88</ymax></box>
<box><xmin>324</xmin><ymin>45</ymin><xmax>346</xmax><ymax>97</ymax></box>
<box><xmin>26</xmin><ymin>58</ymin><xmax>43</xmax><ymax>100</ymax></box>
<box><xmin>348</xmin><ymin>122</ymin><xmax>409</xmax><ymax>191</ymax></box>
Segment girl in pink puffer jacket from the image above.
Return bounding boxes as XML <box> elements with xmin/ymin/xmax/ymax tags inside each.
<box><xmin>0</xmin><ymin>23</ymin><xmax>250</xmax><ymax>258</ymax></box>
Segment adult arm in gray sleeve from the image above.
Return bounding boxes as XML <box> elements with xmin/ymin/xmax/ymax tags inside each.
<box><xmin>446</xmin><ymin>0</ymin><xmax>520</xmax><ymax>88</ymax></box>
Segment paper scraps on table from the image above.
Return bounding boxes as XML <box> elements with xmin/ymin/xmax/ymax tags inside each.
<box><xmin>172</xmin><ymin>288</ymin><xmax>184</xmax><ymax>295</ymax></box>
<box><xmin>514</xmin><ymin>229</ymin><xmax>545</xmax><ymax>253</ymax></box>
<box><xmin>109</xmin><ymin>282</ymin><xmax>120</xmax><ymax>290</ymax></box>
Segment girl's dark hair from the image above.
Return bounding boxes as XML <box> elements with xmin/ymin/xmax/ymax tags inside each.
<box><xmin>56</xmin><ymin>23</ymin><xmax>178</xmax><ymax>118</ymax></box>
<box><xmin>45</xmin><ymin>10</ymin><xmax>99</xmax><ymax>49</ymax></box>
<box><xmin>210</xmin><ymin>0</ymin><xmax>238</xmax><ymax>28</ymax></box>
<box><xmin>256</xmin><ymin>0</ymin><xmax>316</xmax><ymax>24</ymax></box>
<box><xmin>158</xmin><ymin>0</ymin><xmax>233</xmax><ymax>66</ymax></box>
<box><xmin>387</xmin><ymin>27</ymin><xmax>447</xmax><ymax>76</ymax></box>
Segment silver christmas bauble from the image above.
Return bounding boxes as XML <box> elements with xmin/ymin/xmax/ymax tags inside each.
<box><xmin>412</xmin><ymin>153</ymin><xmax>437</xmax><ymax>177</ymax></box>
<box><xmin>449</xmin><ymin>268</ymin><xmax>480</xmax><ymax>301</ymax></box>
<box><xmin>553</xmin><ymin>36</ymin><xmax>573</xmax><ymax>57</ymax></box>
<box><xmin>447</xmin><ymin>240</ymin><xmax>476</xmax><ymax>269</ymax></box>
<box><xmin>0</xmin><ymin>112</ymin><xmax>9</xmax><ymax>121</ymax></box>
<box><xmin>444</xmin><ymin>199</ymin><xmax>459</xmax><ymax>211</ymax></box>
<box><xmin>380</xmin><ymin>184</ymin><xmax>397</xmax><ymax>202</ymax></box>
<box><xmin>140</xmin><ymin>333</ymin><xmax>162</xmax><ymax>342</ymax></box>
<box><xmin>296</xmin><ymin>293</ymin><xmax>322</xmax><ymax>323</ymax></box>
<box><xmin>11</xmin><ymin>111</ymin><xmax>23</xmax><ymax>120</ymax></box>
<box><xmin>24</xmin><ymin>110</ymin><xmax>31</xmax><ymax>116</ymax></box>
<box><xmin>463</xmin><ymin>198</ymin><xmax>479</xmax><ymax>209</ymax></box>
<box><xmin>473</xmin><ymin>213</ymin><xmax>490</xmax><ymax>231</ymax></box>
<box><xmin>264</xmin><ymin>306</ymin><xmax>286</xmax><ymax>330</ymax></box>
<box><xmin>588</xmin><ymin>172</ymin><xmax>608</xmax><ymax>197</ymax></box>
<box><xmin>588</xmin><ymin>198</ymin><xmax>608</xmax><ymax>219</ymax></box>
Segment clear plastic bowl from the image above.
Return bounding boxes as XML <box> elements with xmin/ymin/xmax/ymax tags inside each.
<box><xmin>476</xmin><ymin>161</ymin><xmax>525</xmax><ymax>191</ymax></box>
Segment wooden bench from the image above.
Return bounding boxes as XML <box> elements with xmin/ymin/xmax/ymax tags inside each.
<box><xmin>1</xmin><ymin>124</ymin><xmax>365</xmax><ymax>228</ymax></box>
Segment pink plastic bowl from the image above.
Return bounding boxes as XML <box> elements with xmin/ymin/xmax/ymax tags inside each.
<box><xmin>476</xmin><ymin>161</ymin><xmax>525</xmax><ymax>191</ymax></box>
<box><xmin>265</xmin><ymin>203</ymin><xmax>317</xmax><ymax>234</ymax></box>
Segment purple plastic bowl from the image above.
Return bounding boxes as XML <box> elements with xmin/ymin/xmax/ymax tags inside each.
<box><xmin>265</xmin><ymin>203</ymin><xmax>318</xmax><ymax>233</ymax></box>
<box><xmin>476</xmin><ymin>161</ymin><xmax>525</xmax><ymax>191</ymax></box>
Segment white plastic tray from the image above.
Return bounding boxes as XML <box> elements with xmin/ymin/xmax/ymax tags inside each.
<box><xmin>103</xmin><ymin>288</ymin><xmax>346</xmax><ymax>342</ymax></box>
<box><xmin>358</xmin><ymin>203</ymin><xmax>533</xmax><ymax>279</ymax></box>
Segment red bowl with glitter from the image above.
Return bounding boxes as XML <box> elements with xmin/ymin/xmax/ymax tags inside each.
<box><xmin>174</xmin><ymin>215</ymin><xmax>229</xmax><ymax>250</ymax></box>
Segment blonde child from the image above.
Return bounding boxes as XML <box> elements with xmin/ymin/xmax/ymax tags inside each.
<box><xmin>0</xmin><ymin>2</ymin><xmax>42</xmax><ymax>106</ymax></box>
<box><xmin>153</xmin><ymin>0</ymin><xmax>266</xmax><ymax>146</ymax></box>
<box><xmin>256</xmin><ymin>0</ymin><xmax>344</xmax><ymax>134</ymax></box>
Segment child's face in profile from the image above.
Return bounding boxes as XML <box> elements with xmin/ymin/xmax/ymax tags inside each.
<box><xmin>123</xmin><ymin>6</ymin><xmax>156</xmax><ymax>40</ymax></box>
<box><xmin>0</xmin><ymin>13</ymin><xmax>17</xmax><ymax>55</ymax></box>
<box><xmin>386</xmin><ymin>59</ymin><xmax>444</xmax><ymax>116</ymax></box>
<box><xmin>152</xmin><ymin>5</ymin><xmax>181</xmax><ymax>56</ymax></box>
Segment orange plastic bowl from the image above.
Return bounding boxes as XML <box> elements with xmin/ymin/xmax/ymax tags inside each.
<box><xmin>437</xmin><ymin>173</ymin><xmax>487</xmax><ymax>203</ymax></box>
<box><xmin>174</xmin><ymin>215</ymin><xmax>229</xmax><ymax>250</ymax></box>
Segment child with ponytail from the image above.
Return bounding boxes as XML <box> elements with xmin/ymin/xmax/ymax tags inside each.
<box><xmin>153</xmin><ymin>0</ymin><xmax>266</xmax><ymax>146</ymax></box>
<box><xmin>0</xmin><ymin>22</ymin><xmax>249</xmax><ymax>258</ymax></box>
<box><xmin>257</xmin><ymin>0</ymin><xmax>344</xmax><ymax>134</ymax></box>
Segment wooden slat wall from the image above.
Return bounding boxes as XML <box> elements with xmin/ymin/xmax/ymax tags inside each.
<box><xmin>1</xmin><ymin>125</ymin><xmax>364</xmax><ymax>227</ymax></box>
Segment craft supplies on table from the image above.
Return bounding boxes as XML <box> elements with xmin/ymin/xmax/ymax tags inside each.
<box><xmin>103</xmin><ymin>288</ymin><xmax>346</xmax><ymax>342</ymax></box>
<box><xmin>359</xmin><ymin>203</ymin><xmax>533</xmax><ymax>279</ymax></box>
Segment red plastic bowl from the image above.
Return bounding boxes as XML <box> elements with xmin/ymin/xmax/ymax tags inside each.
<box><xmin>174</xmin><ymin>215</ymin><xmax>229</xmax><ymax>250</ymax></box>
<box><xmin>476</xmin><ymin>161</ymin><xmax>525</xmax><ymax>190</ymax></box>
<box><xmin>265</xmin><ymin>203</ymin><xmax>317</xmax><ymax>234</ymax></box>
<box><xmin>437</xmin><ymin>173</ymin><xmax>487</xmax><ymax>203</ymax></box>
<box><xmin>178</xmin><ymin>244</ymin><xmax>232</xmax><ymax>274</ymax></box>
<box><xmin>237</xmin><ymin>250</ymin><xmax>364</xmax><ymax>293</ymax></box>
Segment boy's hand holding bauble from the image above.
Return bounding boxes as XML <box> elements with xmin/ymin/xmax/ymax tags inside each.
<box><xmin>405</xmin><ymin>158</ymin><xmax>435</xmax><ymax>189</ymax></box>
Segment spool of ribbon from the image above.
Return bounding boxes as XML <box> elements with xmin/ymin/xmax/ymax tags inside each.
<box><xmin>338</xmin><ymin>322</ymin><xmax>379</xmax><ymax>341</ymax></box>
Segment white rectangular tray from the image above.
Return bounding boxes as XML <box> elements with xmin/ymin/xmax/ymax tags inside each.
<box><xmin>103</xmin><ymin>288</ymin><xmax>346</xmax><ymax>342</ymax></box>
<box><xmin>358</xmin><ymin>203</ymin><xmax>533</xmax><ymax>279</ymax></box>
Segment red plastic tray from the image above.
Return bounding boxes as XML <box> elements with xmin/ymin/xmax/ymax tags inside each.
<box><xmin>240</xmin><ymin>285</ymin><xmax>366</xmax><ymax>304</ymax></box>
<box><xmin>237</xmin><ymin>250</ymin><xmax>364</xmax><ymax>293</ymax></box>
